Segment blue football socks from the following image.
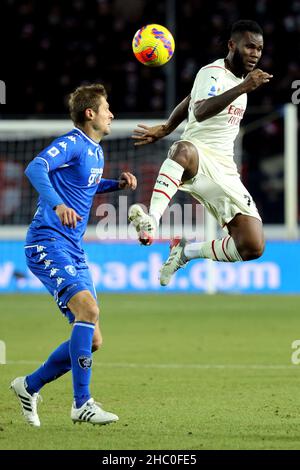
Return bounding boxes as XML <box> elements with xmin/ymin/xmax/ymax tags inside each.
<box><xmin>26</xmin><ymin>340</ymin><xmax>71</xmax><ymax>394</ymax></box>
<box><xmin>69</xmin><ymin>321</ymin><xmax>95</xmax><ymax>408</ymax></box>
<box><xmin>25</xmin><ymin>322</ymin><xmax>95</xmax><ymax>408</ymax></box>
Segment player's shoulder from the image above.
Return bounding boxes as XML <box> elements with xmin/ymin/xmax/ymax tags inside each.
<box><xmin>201</xmin><ymin>58</ymin><xmax>226</xmax><ymax>71</ymax></box>
<box><xmin>54</xmin><ymin>128</ymin><xmax>84</xmax><ymax>145</ymax></box>
<box><xmin>49</xmin><ymin>128</ymin><xmax>86</xmax><ymax>154</ymax></box>
<box><xmin>197</xmin><ymin>59</ymin><xmax>227</xmax><ymax>78</ymax></box>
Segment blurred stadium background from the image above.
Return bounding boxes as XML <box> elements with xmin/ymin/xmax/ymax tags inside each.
<box><xmin>1</xmin><ymin>0</ymin><xmax>300</xmax><ymax>452</ymax></box>
<box><xmin>0</xmin><ymin>0</ymin><xmax>299</xmax><ymax>295</ymax></box>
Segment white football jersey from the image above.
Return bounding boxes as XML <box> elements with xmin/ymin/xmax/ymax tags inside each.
<box><xmin>181</xmin><ymin>58</ymin><xmax>247</xmax><ymax>160</ymax></box>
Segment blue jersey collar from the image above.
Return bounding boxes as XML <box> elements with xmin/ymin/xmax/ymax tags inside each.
<box><xmin>74</xmin><ymin>127</ymin><xmax>100</xmax><ymax>147</ymax></box>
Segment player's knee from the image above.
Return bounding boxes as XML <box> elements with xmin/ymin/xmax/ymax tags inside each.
<box><xmin>169</xmin><ymin>141</ymin><xmax>194</xmax><ymax>169</ymax></box>
<box><xmin>240</xmin><ymin>240</ymin><xmax>265</xmax><ymax>261</ymax></box>
<box><xmin>74</xmin><ymin>302</ymin><xmax>99</xmax><ymax>323</ymax></box>
<box><xmin>84</xmin><ymin>304</ymin><xmax>99</xmax><ymax>324</ymax></box>
<box><xmin>68</xmin><ymin>291</ymin><xmax>99</xmax><ymax>323</ymax></box>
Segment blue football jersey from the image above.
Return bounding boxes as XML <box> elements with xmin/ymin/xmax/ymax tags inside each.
<box><xmin>26</xmin><ymin>127</ymin><xmax>105</xmax><ymax>256</ymax></box>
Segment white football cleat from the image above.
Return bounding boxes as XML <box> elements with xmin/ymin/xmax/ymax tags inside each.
<box><xmin>10</xmin><ymin>376</ymin><xmax>42</xmax><ymax>427</ymax></box>
<box><xmin>128</xmin><ymin>204</ymin><xmax>156</xmax><ymax>246</ymax></box>
<box><xmin>71</xmin><ymin>398</ymin><xmax>119</xmax><ymax>425</ymax></box>
<box><xmin>160</xmin><ymin>238</ymin><xmax>188</xmax><ymax>286</ymax></box>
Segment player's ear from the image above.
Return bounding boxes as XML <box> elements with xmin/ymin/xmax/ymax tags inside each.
<box><xmin>228</xmin><ymin>39</ymin><xmax>236</xmax><ymax>52</ymax></box>
<box><xmin>85</xmin><ymin>108</ymin><xmax>94</xmax><ymax>121</ymax></box>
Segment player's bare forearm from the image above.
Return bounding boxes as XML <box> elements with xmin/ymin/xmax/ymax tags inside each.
<box><xmin>194</xmin><ymin>85</ymin><xmax>244</xmax><ymax>122</ymax></box>
<box><xmin>164</xmin><ymin>94</ymin><xmax>191</xmax><ymax>134</ymax></box>
<box><xmin>132</xmin><ymin>94</ymin><xmax>190</xmax><ymax>146</ymax></box>
<box><xmin>195</xmin><ymin>69</ymin><xmax>273</xmax><ymax>123</ymax></box>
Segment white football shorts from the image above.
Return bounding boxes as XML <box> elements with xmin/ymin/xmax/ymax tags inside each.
<box><xmin>172</xmin><ymin>139</ymin><xmax>262</xmax><ymax>228</ymax></box>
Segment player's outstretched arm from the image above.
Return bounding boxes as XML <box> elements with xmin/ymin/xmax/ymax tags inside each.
<box><xmin>96</xmin><ymin>173</ymin><xmax>137</xmax><ymax>193</ymax></box>
<box><xmin>194</xmin><ymin>69</ymin><xmax>273</xmax><ymax>122</ymax></box>
<box><xmin>132</xmin><ymin>94</ymin><xmax>191</xmax><ymax>146</ymax></box>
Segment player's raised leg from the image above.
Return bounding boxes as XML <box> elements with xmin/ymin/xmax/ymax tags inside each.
<box><xmin>129</xmin><ymin>141</ymin><xmax>198</xmax><ymax>245</ymax></box>
<box><xmin>160</xmin><ymin>214</ymin><xmax>264</xmax><ymax>286</ymax></box>
<box><xmin>184</xmin><ymin>214</ymin><xmax>264</xmax><ymax>263</ymax></box>
<box><xmin>67</xmin><ymin>290</ymin><xmax>118</xmax><ymax>425</ymax></box>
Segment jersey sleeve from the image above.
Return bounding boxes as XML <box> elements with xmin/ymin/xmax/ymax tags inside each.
<box><xmin>24</xmin><ymin>158</ymin><xmax>64</xmax><ymax>208</ymax></box>
<box><xmin>24</xmin><ymin>133</ymin><xmax>83</xmax><ymax>209</ymax></box>
<box><xmin>96</xmin><ymin>178</ymin><xmax>121</xmax><ymax>193</ymax></box>
<box><xmin>34</xmin><ymin>134</ymin><xmax>82</xmax><ymax>172</ymax></box>
<box><xmin>191</xmin><ymin>65</ymin><xmax>226</xmax><ymax>102</ymax></box>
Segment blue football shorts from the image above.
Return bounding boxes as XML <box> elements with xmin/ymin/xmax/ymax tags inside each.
<box><xmin>25</xmin><ymin>239</ymin><xmax>97</xmax><ymax>324</ymax></box>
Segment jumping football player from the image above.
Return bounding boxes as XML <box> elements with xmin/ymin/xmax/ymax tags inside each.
<box><xmin>129</xmin><ymin>20</ymin><xmax>273</xmax><ymax>286</ymax></box>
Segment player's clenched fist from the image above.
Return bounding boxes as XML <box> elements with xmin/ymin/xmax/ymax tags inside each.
<box><xmin>118</xmin><ymin>172</ymin><xmax>137</xmax><ymax>190</ymax></box>
<box><xmin>240</xmin><ymin>69</ymin><xmax>273</xmax><ymax>93</ymax></box>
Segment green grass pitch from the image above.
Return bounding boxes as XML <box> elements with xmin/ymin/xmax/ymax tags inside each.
<box><xmin>0</xmin><ymin>293</ymin><xmax>300</xmax><ymax>450</ymax></box>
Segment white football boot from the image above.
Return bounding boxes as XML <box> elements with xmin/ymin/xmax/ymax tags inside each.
<box><xmin>128</xmin><ymin>204</ymin><xmax>156</xmax><ymax>246</ymax></box>
<box><xmin>160</xmin><ymin>238</ymin><xmax>188</xmax><ymax>286</ymax></box>
<box><xmin>71</xmin><ymin>398</ymin><xmax>119</xmax><ymax>425</ymax></box>
<box><xmin>10</xmin><ymin>376</ymin><xmax>42</xmax><ymax>427</ymax></box>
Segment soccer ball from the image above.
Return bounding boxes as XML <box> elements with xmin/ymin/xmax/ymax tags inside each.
<box><xmin>132</xmin><ymin>24</ymin><xmax>175</xmax><ymax>67</ymax></box>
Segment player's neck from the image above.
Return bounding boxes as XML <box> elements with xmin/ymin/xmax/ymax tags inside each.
<box><xmin>76</xmin><ymin>124</ymin><xmax>103</xmax><ymax>143</ymax></box>
<box><xmin>224</xmin><ymin>57</ymin><xmax>243</xmax><ymax>78</ymax></box>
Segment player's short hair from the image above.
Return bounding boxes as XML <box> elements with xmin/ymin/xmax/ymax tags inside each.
<box><xmin>68</xmin><ymin>84</ymin><xmax>108</xmax><ymax>124</ymax></box>
<box><xmin>230</xmin><ymin>20</ymin><xmax>263</xmax><ymax>40</ymax></box>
